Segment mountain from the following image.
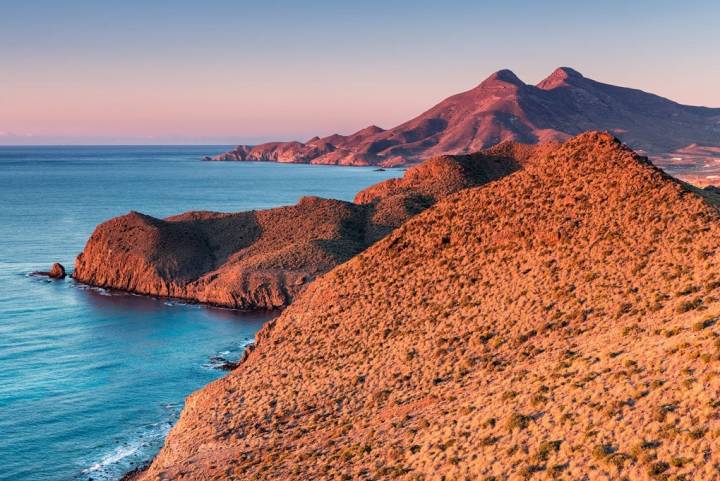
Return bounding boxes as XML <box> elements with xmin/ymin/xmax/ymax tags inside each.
<box><xmin>210</xmin><ymin>67</ymin><xmax>720</xmax><ymax>181</ymax></box>
<box><xmin>129</xmin><ymin>133</ymin><xmax>720</xmax><ymax>480</ymax></box>
<box><xmin>74</xmin><ymin>144</ymin><xmax>532</xmax><ymax>309</ymax></box>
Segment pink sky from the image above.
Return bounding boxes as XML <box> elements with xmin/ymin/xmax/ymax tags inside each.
<box><xmin>2</xmin><ymin>1</ymin><xmax>718</xmax><ymax>145</ymax></box>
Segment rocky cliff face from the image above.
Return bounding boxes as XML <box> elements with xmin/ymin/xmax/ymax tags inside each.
<box><xmin>133</xmin><ymin>133</ymin><xmax>720</xmax><ymax>480</ymax></box>
<box><xmin>210</xmin><ymin>67</ymin><xmax>720</xmax><ymax>179</ymax></box>
<box><xmin>75</xmin><ymin>145</ymin><xmax>532</xmax><ymax>309</ymax></box>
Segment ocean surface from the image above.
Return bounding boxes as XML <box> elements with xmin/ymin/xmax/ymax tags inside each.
<box><xmin>0</xmin><ymin>146</ymin><xmax>399</xmax><ymax>481</ymax></box>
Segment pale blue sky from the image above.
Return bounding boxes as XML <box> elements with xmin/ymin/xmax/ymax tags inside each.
<box><xmin>1</xmin><ymin>0</ymin><xmax>718</xmax><ymax>144</ymax></box>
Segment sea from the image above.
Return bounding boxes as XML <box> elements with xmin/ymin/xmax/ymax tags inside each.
<box><xmin>0</xmin><ymin>146</ymin><xmax>399</xmax><ymax>481</ymax></box>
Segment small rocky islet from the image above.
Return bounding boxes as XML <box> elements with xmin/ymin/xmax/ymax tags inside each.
<box><xmin>30</xmin><ymin>262</ymin><xmax>66</xmax><ymax>279</ymax></box>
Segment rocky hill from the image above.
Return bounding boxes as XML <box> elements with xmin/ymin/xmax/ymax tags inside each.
<box><xmin>73</xmin><ymin>197</ymin><xmax>374</xmax><ymax>309</ymax></box>
<box><xmin>74</xmin><ymin>145</ymin><xmax>531</xmax><ymax>309</ymax></box>
<box><xmin>131</xmin><ymin>132</ymin><xmax>720</xmax><ymax>480</ymax></box>
<box><xmin>210</xmin><ymin>68</ymin><xmax>720</xmax><ymax>180</ymax></box>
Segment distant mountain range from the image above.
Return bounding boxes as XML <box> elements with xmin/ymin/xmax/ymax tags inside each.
<box><xmin>209</xmin><ymin>67</ymin><xmax>720</xmax><ymax>181</ymax></box>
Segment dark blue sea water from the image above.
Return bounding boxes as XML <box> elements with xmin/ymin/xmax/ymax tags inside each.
<box><xmin>0</xmin><ymin>146</ymin><xmax>399</xmax><ymax>481</ymax></box>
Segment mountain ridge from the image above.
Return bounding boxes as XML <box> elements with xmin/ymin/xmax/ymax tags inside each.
<box><xmin>209</xmin><ymin>67</ymin><xmax>720</xmax><ymax>181</ymax></box>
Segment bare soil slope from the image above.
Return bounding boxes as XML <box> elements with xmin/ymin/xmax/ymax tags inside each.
<box><xmin>135</xmin><ymin>132</ymin><xmax>720</xmax><ymax>480</ymax></box>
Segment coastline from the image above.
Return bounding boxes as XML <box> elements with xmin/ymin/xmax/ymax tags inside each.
<box><xmin>70</xmin><ymin>145</ymin><xmax>521</xmax><ymax>311</ymax></box>
<box><xmin>70</xmin><ymin>143</ymin><xmax>535</xmax><ymax>480</ymax></box>
<box><xmin>115</xmin><ymin>321</ymin><xmax>266</xmax><ymax>481</ymax></box>
<box><xmin>71</xmin><ymin>274</ymin><xmax>288</xmax><ymax>313</ymax></box>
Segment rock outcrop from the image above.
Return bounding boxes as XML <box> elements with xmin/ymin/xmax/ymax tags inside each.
<box><xmin>75</xmin><ymin>144</ymin><xmax>537</xmax><ymax>309</ymax></box>
<box><xmin>133</xmin><ymin>133</ymin><xmax>720</xmax><ymax>480</ymax></box>
<box><xmin>31</xmin><ymin>262</ymin><xmax>66</xmax><ymax>279</ymax></box>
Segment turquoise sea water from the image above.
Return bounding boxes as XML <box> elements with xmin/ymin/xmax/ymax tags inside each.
<box><xmin>0</xmin><ymin>146</ymin><xmax>399</xmax><ymax>481</ymax></box>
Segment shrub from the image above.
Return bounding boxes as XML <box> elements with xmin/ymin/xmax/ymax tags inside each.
<box><xmin>693</xmin><ymin>316</ymin><xmax>716</xmax><ymax>331</ymax></box>
<box><xmin>592</xmin><ymin>444</ymin><xmax>615</xmax><ymax>460</ymax></box>
<box><xmin>506</xmin><ymin>413</ymin><xmax>531</xmax><ymax>431</ymax></box>
<box><xmin>535</xmin><ymin>440</ymin><xmax>562</xmax><ymax>461</ymax></box>
<box><xmin>676</xmin><ymin>297</ymin><xmax>703</xmax><ymax>313</ymax></box>
<box><xmin>646</xmin><ymin>461</ymin><xmax>669</xmax><ymax>478</ymax></box>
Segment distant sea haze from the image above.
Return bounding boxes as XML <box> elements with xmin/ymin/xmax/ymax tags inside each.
<box><xmin>0</xmin><ymin>145</ymin><xmax>399</xmax><ymax>481</ymax></box>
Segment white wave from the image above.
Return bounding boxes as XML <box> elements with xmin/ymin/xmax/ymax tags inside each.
<box><xmin>79</xmin><ymin>409</ymin><xmax>179</xmax><ymax>481</ymax></box>
<box><xmin>83</xmin><ymin>443</ymin><xmax>143</xmax><ymax>475</ymax></box>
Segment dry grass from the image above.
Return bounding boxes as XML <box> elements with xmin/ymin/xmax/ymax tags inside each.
<box><xmin>132</xmin><ymin>133</ymin><xmax>720</xmax><ymax>481</ymax></box>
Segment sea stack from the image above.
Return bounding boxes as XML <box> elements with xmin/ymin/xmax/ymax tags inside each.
<box><xmin>48</xmin><ymin>263</ymin><xmax>66</xmax><ymax>279</ymax></box>
<box><xmin>32</xmin><ymin>262</ymin><xmax>66</xmax><ymax>279</ymax></box>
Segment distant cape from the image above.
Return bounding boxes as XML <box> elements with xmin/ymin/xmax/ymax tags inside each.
<box><xmin>209</xmin><ymin>67</ymin><xmax>720</xmax><ymax>178</ymax></box>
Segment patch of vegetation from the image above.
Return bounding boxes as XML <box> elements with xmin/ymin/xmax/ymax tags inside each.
<box><xmin>592</xmin><ymin>443</ymin><xmax>616</xmax><ymax>460</ymax></box>
<box><xmin>534</xmin><ymin>440</ymin><xmax>561</xmax><ymax>462</ymax></box>
<box><xmin>506</xmin><ymin>413</ymin><xmax>531</xmax><ymax>431</ymax></box>
<box><xmin>692</xmin><ymin>316</ymin><xmax>716</xmax><ymax>331</ymax></box>
<box><xmin>676</xmin><ymin>297</ymin><xmax>703</xmax><ymax>313</ymax></box>
<box><xmin>646</xmin><ymin>461</ymin><xmax>670</xmax><ymax>478</ymax></box>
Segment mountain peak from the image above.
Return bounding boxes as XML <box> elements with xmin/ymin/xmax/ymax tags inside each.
<box><xmin>479</xmin><ymin>69</ymin><xmax>525</xmax><ymax>87</ymax></box>
<box><xmin>537</xmin><ymin>66</ymin><xmax>585</xmax><ymax>89</ymax></box>
<box><xmin>212</xmin><ymin>67</ymin><xmax>720</xmax><ymax>176</ymax></box>
<box><xmin>554</xmin><ymin>66</ymin><xmax>583</xmax><ymax>78</ymax></box>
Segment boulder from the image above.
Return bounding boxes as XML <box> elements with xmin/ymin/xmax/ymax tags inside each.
<box><xmin>31</xmin><ymin>262</ymin><xmax>66</xmax><ymax>279</ymax></box>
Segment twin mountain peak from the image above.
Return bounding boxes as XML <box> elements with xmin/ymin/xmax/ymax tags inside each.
<box><xmin>210</xmin><ymin>66</ymin><xmax>720</xmax><ymax>173</ymax></box>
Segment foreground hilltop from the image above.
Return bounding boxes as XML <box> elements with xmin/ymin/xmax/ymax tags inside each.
<box><xmin>210</xmin><ymin>67</ymin><xmax>720</xmax><ymax>177</ymax></box>
<box><xmin>133</xmin><ymin>133</ymin><xmax>720</xmax><ymax>480</ymax></box>
<box><xmin>74</xmin><ymin>144</ymin><xmax>532</xmax><ymax>309</ymax></box>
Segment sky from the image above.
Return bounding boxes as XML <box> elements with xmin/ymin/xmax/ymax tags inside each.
<box><xmin>1</xmin><ymin>0</ymin><xmax>718</xmax><ymax>145</ymax></box>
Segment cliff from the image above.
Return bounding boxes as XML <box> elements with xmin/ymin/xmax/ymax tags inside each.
<box><xmin>75</xmin><ymin>144</ymin><xmax>537</xmax><ymax>309</ymax></box>
<box><xmin>210</xmin><ymin>67</ymin><xmax>720</xmax><ymax>180</ymax></box>
<box><xmin>74</xmin><ymin>197</ymin><xmax>374</xmax><ymax>309</ymax></box>
<box><xmin>132</xmin><ymin>132</ymin><xmax>720</xmax><ymax>480</ymax></box>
